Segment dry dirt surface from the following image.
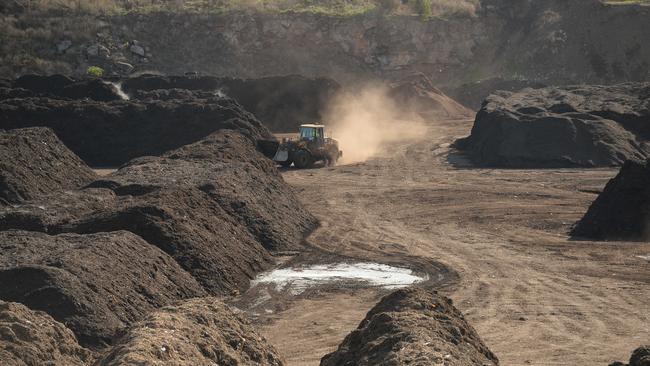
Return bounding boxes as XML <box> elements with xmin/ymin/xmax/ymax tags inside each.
<box><xmin>254</xmin><ymin>117</ymin><xmax>649</xmax><ymax>365</ymax></box>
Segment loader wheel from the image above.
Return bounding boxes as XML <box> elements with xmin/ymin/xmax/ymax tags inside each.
<box><xmin>280</xmin><ymin>160</ymin><xmax>292</xmax><ymax>168</ymax></box>
<box><xmin>293</xmin><ymin>150</ymin><xmax>313</xmax><ymax>169</ymax></box>
<box><xmin>326</xmin><ymin>148</ymin><xmax>339</xmax><ymax>166</ymax></box>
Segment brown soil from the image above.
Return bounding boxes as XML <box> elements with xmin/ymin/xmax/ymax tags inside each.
<box><xmin>97</xmin><ymin>297</ymin><xmax>285</xmax><ymax>366</ymax></box>
<box><xmin>0</xmin><ymin>127</ymin><xmax>96</xmax><ymax>205</ymax></box>
<box><xmin>0</xmin><ymin>301</ymin><xmax>94</xmax><ymax>366</ymax></box>
<box><xmin>251</xmin><ymin>116</ymin><xmax>649</xmax><ymax>365</ymax></box>
<box><xmin>0</xmin><ymin>130</ymin><xmax>315</xmax><ymax>296</ymax></box>
<box><xmin>0</xmin><ymin>230</ymin><xmax>206</xmax><ymax>350</ymax></box>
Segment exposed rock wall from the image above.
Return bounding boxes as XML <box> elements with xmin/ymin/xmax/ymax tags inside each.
<box><xmin>1</xmin><ymin>0</ymin><xmax>648</xmax><ymax>88</ymax></box>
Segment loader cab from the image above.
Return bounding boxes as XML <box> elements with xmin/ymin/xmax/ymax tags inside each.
<box><xmin>299</xmin><ymin>124</ymin><xmax>325</xmax><ymax>146</ymax></box>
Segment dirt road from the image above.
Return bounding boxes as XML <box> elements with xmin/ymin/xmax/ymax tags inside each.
<box><xmin>251</xmin><ymin>118</ymin><xmax>649</xmax><ymax>365</ymax></box>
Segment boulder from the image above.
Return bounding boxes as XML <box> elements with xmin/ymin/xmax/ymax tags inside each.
<box><xmin>97</xmin><ymin>298</ymin><xmax>285</xmax><ymax>366</ymax></box>
<box><xmin>0</xmin><ymin>301</ymin><xmax>94</xmax><ymax>366</ymax></box>
<box><xmin>56</xmin><ymin>40</ymin><xmax>72</xmax><ymax>54</ymax></box>
<box><xmin>455</xmin><ymin>83</ymin><xmax>650</xmax><ymax>167</ymax></box>
<box><xmin>572</xmin><ymin>160</ymin><xmax>650</xmax><ymax>241</ymax></box>
<box><xmin>0</xmin><ymin>127</ymin><xmax>96</xmax><ymax>205</ymax></box>
<box><xmin>0</xmin><ymin>230</ymin><xmax>206</xmax><ymax>350</ymax></box>
<box><xmin>129</xmin><ymin>44</ymin><xmax>146</xmax><ymax>57</ymax></box>
<box><xmin>321</xmin><ymin>287</ymin><xmax>499</xmax><ymax>366</ymax></box>
<box><xmin>87</xmin><ymin>44</ymin><xmax>110</xmax><ymax>58</ymax></box>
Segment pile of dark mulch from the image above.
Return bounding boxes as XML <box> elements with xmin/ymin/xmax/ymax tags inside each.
<box><xmin>97</xmin><ymin>298</ymin><xmax>285</xmax><ymax>366</ymax></box>
<box><xmin>455</xmin><ymin>83</ymin><xmax>650</xmax><ymax>167</ymax></box>
<box><xmin>0</xmin><ymin>127</ymin><xmax>96</xmax><ymax>205</ymax></box>
<box><xmin>321</xmin><ymin>287</ymin><xmax>499</xmax><ymax>366</ymax></box>
<box><xmin>572</xmin><ymin>160</ymin><xmax>650</xmax><ymax>241</ymax></box>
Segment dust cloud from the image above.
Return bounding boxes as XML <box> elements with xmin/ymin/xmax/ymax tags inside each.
<box><xmin>324</xmin><ymin>86</ymin><xmax>428</xmax><ymax>164</ymax></box>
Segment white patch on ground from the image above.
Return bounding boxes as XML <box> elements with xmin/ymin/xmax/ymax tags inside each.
<box><xmin>251</xmin><ymin>262</ymin><xmax>427</xmax><ymax>295</ymax></box>
<box><xmin>107</xmin><ymin>81</ymin><xmax>130</xmax><ymax>100</ymax></box>
<box><xmin>636</xmin><ymin>255</ymin><xmax>650</xmax><ymax>261</ymax></box>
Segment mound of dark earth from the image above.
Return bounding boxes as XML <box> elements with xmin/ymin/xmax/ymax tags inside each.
<box><xmin>98</xmin><ymin>297</ymin><xmax>285</xmax><ymax>366</ymax></box>
<box><xmin>572</xmin><ymin>160</ymin><xmax>650</xmax><ymax>241</ymax></box>
<box><xmin>444</xmin><ymin>78</ymin><xmax>547</xmax><ymax>111</ymax></box>
<box><xmin>92</xmin><ymin>130</ymin><xmax>316</xmax><ymax>252</ymax></box>
<box><xmin>9</xmin><ymin>74</ymin><xmax>123</xmax><ymax>102</ymax></box>
<box><xmin>0</xmin><ymin>127</ymin><xmax>96</xmax><ymax>205</ymax></box>
<box><xmin>121</xmin><ymin>74</ymin><xmax>340</xmax><ymax>132</ymax></box>
<box><xmin>321</xmin><ymin>287</ymin><xmax>499</xmax><ymax>366</ymax></box>
<box><xmin>455</xmin><ymin>83</ymin><xmax>650</xmax><ymax>167</ymax></box>
<box><xmin>0</xmin><ymin>130</ymin><xmax>315</xmax><ymax>295</ymax></box>
<box><xmin>0</xmin><ymin>94</ymin><xmax>271</xmax><ymax>166</ymax></box>
<box><xmin>0</xmin><ymin>301</ymin><xmax>94</xmax><ymax>366</ymax></box>
<box><xmin>0</xmin><ymin>230</ymin><xmax>206</xmax><ymax>350</ymax></box>
<box><xmin>609</xmin><ymin>346</ymin><xmax>650</xmax><ymax>366</ymax></box>
<box><xmin>388</xmin><ymin>74</ymin><xmax>473</xmax><ymax>120</ymax></box>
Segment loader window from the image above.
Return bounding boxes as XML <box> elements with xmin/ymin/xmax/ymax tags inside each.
<box><xmin>300</xmin><ymin>127</ymin><xmax>317</xmax><ymax>140</ymax></box>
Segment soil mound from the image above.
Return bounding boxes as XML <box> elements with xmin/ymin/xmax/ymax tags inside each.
<box><xmin>321</xmin><ymin>287</ymin><xmax>499</xmax><ymax>366</ymax></box>
<box><xmin>10</xmin><ymin>75</ymin><xmax>123</xmax><ymax>102</ymax></box>
<box><xmin>122</xmin><ymin>74</ymin><xmax>341</xmax><ymax>132</ymax></box>
<box><xmin>0</xmin><ymin>230</ymin><xmax>206</xmax><ymax>349</ymax></box>
<box><xmin>388</xmin><ymin>74</ymin><xmax>473</xmax><ymax>120</ymax></box>
<box><xmin>444</xmin><ymin>78</ymin><xmax>547</xmax><ymax>111</ymax></box>
<box><xmin>59</xmin><ymin>79</ymin><xmax>124</xmax><ymax>102</ymax></box>
<box><xmin>0</xmin><ymin>127</ymin><xmax>96</xmax><ymax>205</ymax></box>
<box><xmin>572</xmin><ymin>160</ymin><xmax>650</xmax><ymax>241</ymax></box>
<box><xmin>13</xmin><ymin>74</ymin><xmax>74</xmax><ymax>95</ymax></box>
<box><xmin>98</xmin><ymin>297</ymin><xmax>285</xmax><ymax>366</ymax></box>
<box><xmin>0</xmin><ymin>130</ymin><xmax>315</xmax><ymax>295</ymax></box>
<box><xmin>455</xmin><ymin>83</ymin><xmax>650</xmax><ymax>167</ymax></box>
<box><xmin>0</xmin><ymin>301</ymin><xmax>94</xmax><ymax>366</ymax></box>
<box><xmin>0</xmin><ymin>95</ymin><xmax>271</xmax><ymax>166</ymax></box>
<box><xmin>94</xmin><ymin>130</ymin><xmax>317</xmax><ymax>251</ymax></box>
<box><xmin>609</xmin><ymin>345</ymin><xmax>650</xmax><ymax>366</ymax></box>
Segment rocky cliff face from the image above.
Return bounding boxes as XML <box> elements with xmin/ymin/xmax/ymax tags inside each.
<box><xmin>1</xmin><ymin>0</ymin><xmax>648</xmax><ymax>89</ymax></box>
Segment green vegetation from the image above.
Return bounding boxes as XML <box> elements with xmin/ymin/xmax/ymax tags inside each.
<box><xmin>9</xmin><ymin>0</ymin><xmax>480</xmax><ymax>17</ymax></box>
<box><xmin>86</xmin><ymin>66</ymin><xmax>104</xmax><ymax>77</ymax></box>
<box><xmin>415</xmin><ymin>0</ymin><xmax>432</xmax><ymax>19</ymax></box>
